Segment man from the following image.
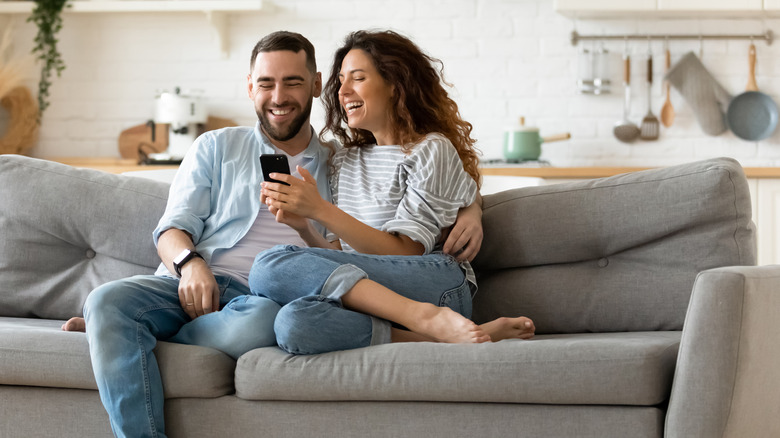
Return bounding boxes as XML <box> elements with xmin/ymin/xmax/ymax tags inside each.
<box><xmin>67</xmin><ymin>31</ymin><xmax>483</xmax><ymax>438</ymax></box>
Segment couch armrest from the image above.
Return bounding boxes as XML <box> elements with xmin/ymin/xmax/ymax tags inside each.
<box><xmin>666</xmin><ymin>265</ymin><xmax>780</xmax><ymax>437</ymax></box>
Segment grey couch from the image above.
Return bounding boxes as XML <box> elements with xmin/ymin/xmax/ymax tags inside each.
<box><xmin>1</xmin><ymin>154</ymin><xmax>778</xmax><ymax>437</ymax></box>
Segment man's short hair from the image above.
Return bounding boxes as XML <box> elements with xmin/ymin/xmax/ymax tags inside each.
<box><xmin>250</xmin><ymin>31</ymin><xmax>316</xmax><ymax>74</ymax></box>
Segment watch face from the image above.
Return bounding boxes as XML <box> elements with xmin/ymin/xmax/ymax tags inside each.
<box><xmin>174</xmin><ymin>249</ymin><xmax>191</xmax><ymax>265</ymax></box>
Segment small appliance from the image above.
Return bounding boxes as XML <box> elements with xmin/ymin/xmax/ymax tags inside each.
<box><xmin>147</xmin><ymin>87</ymin><xmax>207</xmax><ymax>163</ymax></box>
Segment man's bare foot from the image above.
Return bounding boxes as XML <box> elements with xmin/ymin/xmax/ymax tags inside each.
<box><xmin>61</xmin><ymin>317</ymin><xmax>86</xmax><ymax>332</ymax></box>
<box><xmin>408</xmin><ymin>303</ymin><xmax>491</xmax><ymax>344</ymax></box>
<box><xmin>480</xmin><ymin>317</ymin><xmax>535</xmax><ymax>342</ymax></box>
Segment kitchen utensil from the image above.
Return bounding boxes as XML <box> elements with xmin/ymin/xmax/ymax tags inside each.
<box><xmin>640</xmin><ymin>50</ymin><xmax>659</xmax><ymax>140</ymax></box>
<box><xmin>614</xmin><ymin>54</ymin><xmax>640</xmax><ymax>143</ymax></box>
<box><xmin>726</xmin><ymin>43</ymin><xmax>778</xmax><ymax>141</ymax></box>
<box><xmin>660</xmin><ymin>49</ymin><xmax>675</xmax><ymax>127</ymax></box>
<box><xmin>726</xmin><ymin>92</ymin><xmax>778</xmax><ymax>141</ymax></box>
<box><xmin>664</xmin><ymin>52</ymin><xmax>731</xmax><ymax>136</ymax></box>
<box><xmin>502</xmin><ymin>117</ymin><xmax>570</xmax><ymax>162</ymax></box>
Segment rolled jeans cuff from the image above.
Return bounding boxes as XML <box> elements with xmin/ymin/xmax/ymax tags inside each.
<box><xmin>320</xmin><ymin>263</ymin><xmax>368</xmax><ymax>300</ymax></box>
<box><xmin>370</xmin><ymin>316</ymin><xmax>392</xmax><ymax>346</ymax></box>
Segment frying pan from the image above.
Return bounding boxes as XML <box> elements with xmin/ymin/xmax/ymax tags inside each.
<box><xmin>726</xmin><ymin>92</ymin><xmax>778</xmax><ymax>141</ymax></box>
<box><xmin>726</xmin><ymin>44</ymin><xmax>779</xmax><ymax>141</ymax></box>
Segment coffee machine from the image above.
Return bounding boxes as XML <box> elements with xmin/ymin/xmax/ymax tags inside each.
<box><xmin>147</xmin><ymin>87</ymin><xmax>207</xmax><ymax>163</ymax></box>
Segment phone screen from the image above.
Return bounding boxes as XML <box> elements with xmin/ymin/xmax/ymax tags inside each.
<box><xmin>260</xmin><ymin>154</ymin><xmax>291</xmax><ymax>186</ymax></box>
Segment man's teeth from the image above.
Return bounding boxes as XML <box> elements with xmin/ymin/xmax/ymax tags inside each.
<box><xmin>271</xmin><ymin>109</ymin><xmax>291</xmax><ymax>116</ymax></box>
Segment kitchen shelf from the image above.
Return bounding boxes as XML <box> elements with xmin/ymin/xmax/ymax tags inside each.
<box><xmin>0</xmin><ymin>1</ymin><xmax>266</xmax><ymax>56</ymax></box>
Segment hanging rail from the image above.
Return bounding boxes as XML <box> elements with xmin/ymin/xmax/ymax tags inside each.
<box><xmin>571</xmin><ymin>30</ymin><xmax>773</xmax><ymax>46</ymax></box>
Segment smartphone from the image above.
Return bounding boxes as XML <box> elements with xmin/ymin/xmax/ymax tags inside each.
<box><xmin>260</xmin><ymin>154</ymin><xmax>291</xmax><ymax>186</ymax></box>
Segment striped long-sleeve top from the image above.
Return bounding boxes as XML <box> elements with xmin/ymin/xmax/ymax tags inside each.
<box><xmin>327</xmin><ymin>132</ymin><xmax>478</xmax><ymax>289</ymax></box>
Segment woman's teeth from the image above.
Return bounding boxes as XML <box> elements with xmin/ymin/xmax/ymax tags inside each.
<box><xmin>345</xmin><ymin>102</ymin><xmax>363</xmax><ymax>112</ymax></box>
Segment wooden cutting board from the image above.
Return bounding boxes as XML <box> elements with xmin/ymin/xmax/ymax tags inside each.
<box><xmin>118</xmin><ymin>116</ymin><xmax>237</xmax><ymax>160</ymax></box>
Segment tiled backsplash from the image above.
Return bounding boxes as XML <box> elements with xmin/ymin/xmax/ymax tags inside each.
<box><xmin>3</xmin><ymin>0</ymin><xmax>780</xmax><ymax>167</ymax></box>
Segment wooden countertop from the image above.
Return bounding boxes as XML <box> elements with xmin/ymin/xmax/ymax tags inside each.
<box><xmin>48</xmin><ymin>157</ymin><xmax>179</xmax><ymax>174</ymax></box>
<box><xmin>46</xmin><ymin>157</ymin><xmax>780</xmax><ymax>179</ymax></box>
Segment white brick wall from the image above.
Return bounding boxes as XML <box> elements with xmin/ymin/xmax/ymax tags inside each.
<box><xmin>2</xmin><ymin>0</ymin><xmax>780</xmax><ymax>167</ymax></box>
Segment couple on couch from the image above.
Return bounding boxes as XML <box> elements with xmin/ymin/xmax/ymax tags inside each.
<box><xmin>64</xmin><ymin>30</ymin><xmax>535</xmax><ymax>437</ymax></box>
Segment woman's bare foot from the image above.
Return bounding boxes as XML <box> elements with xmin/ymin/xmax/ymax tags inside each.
<box><xmin>61</xmin><ymin>317</ymin><xmax>86</xmax><ymax>332</ymax></box>
<box><xmin>408</xmin><ymin>303</ymin><xmax>491</xmax><ymax>344</ymax></box>
<box><xmin>480</xmin><ymin>317</ymin><xmax>535</xmax><ymax>342</ymax></box>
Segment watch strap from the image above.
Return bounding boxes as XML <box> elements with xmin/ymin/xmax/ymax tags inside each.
<box><xmin>174</xmin><ymin>250</ymin><xmax>203</xmax><ymax>276</ymax></box>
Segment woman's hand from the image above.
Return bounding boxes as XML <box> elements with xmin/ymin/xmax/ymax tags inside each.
<box><xmin>442</xmin><ymin>196</ymin><xmax>483</xmax><ymax>262</ymax></box>
<box><xmin>261</xmin><ymin>166</ymin><xmax>328</xmax><ymax>221</ymax></box>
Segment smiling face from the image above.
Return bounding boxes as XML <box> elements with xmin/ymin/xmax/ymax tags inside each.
<box><xmin>338</xmin><ymin>49</ymin><xmax>396</xmax><ymax>145</ymax></box>
<box><xmin>248</xmin><ymin>50</ymin><xmax>322</xmax><ymax>151</ymax></box>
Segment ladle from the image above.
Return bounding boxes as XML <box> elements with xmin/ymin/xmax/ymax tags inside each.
<box><xmin>614</xmin><ymin>54</ymin><xmax>640</xmax><ymax>143</ymax></box>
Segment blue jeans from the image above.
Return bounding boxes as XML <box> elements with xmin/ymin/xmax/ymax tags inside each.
<box><xmin>249</xmin><ymin>245</ymin><xmax>472</xmax><ymax>355</ymax></box>
<box><xmin>83</xmin><ymin>274</ymin><xmax>280</xmax><ymax>438</ymax></box>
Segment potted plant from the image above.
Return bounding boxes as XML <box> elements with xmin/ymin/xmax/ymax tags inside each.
<box><xmin>27</xmin><ymin>0</ymin><xmax>70</xmax><ymax>122</ymax></box>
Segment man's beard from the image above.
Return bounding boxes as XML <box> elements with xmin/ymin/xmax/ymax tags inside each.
<box><xmin>257</xmin><ymin>98</ymin><xmax>313</xmax><ymax>142</ymax></box>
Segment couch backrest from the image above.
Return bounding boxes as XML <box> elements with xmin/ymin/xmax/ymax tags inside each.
<box><xmin>0</xmin><ymin>155</ymin><xmax>169</xmax><ymax>319</ymax></box>
<box><xmin>472</xmin><ymin>157</ymin><xmax>756</xmax><ymax>334</ymax></box>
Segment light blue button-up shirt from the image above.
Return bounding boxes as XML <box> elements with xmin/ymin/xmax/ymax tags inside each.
<box><xmin>153</xmin><ymin>122</ymin><xmax>333</xmax><ymax>277</ymax></box>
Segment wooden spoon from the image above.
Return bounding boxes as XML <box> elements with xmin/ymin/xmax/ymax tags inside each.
<box><xmin>660</xmin><ymin>49</ymin><xmax>675</xmax><ymax>128</ymax></box>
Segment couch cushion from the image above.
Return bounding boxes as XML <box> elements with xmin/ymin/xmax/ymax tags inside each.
<box><xmin>235</xmin><ymin>331</ymin><xmax>680</xmax><ymax>405</ymax></box>
<box><xmin>473</xmin><ymin>157</ymin><xmax>755</xmax><ymax>333</ymax></box>
<box><xmin>0</xmin><ymin>156</ymin><xmax>169</xmax><ymax>319</ymax></box>
<box><xmin>0</xmin><ymin>317</ymin><xmax>236</xmax><ymax>398</ymax></box>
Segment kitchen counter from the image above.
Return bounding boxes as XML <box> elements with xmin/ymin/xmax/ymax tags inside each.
<box><xmin>47</xmin><ymin>157</ymin><xmax>179</xmax><ymax>174</ymax></box>
<box><xmin>45</xmin><ymin>157</ymin><xmax>780</xmax><ymax>179</ymax></box>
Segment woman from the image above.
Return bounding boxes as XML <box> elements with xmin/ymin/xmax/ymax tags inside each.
<box><xmin>252</xmin><ymin>30</ymin><xmax>534</xmax><ymax>354</ymax></box>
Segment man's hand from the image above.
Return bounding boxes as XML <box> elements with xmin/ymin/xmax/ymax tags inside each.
<box><xmin>177</xmin><ymin>258</ymin><xmax>220</xmax><ymax>319</ymax></box>
<box><xmin>267</xmin><ymin>202</ymin><xmax>310</xmax><ymax>233</ymax></box>
<box><xmin>443</xmin><ymin>195</ymin><xmax>484</xmax><ymax>262</ymax></box>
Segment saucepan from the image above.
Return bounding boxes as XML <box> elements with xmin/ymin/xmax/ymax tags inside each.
<box><xmin>503</xmin><ymin>117</ymin><xmax>571</xmax><ymax>162</ymax></box>
<box><xmin>726</xmin><ymin>44</ymin><xmax>779</xmax><ymax>141</ymax></box>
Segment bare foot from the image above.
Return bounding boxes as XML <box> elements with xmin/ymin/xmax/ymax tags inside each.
<box><xmin>480</xmin><ymin>317</ymin><xmax>535</xmax><ymax>342</ymax></box>
<box><xmin>61</xmin><ymin>317</ymin><xmax>86</xmax><ymax>332</ymax></box>
<box><xmin>408</xmin><ymin>303</ymin><xmax>491</xmax><ymax>344</ymax></box>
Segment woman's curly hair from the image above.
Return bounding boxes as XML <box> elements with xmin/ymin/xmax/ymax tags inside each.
<box><xmin>320</xmin><ymin>30</ymin><xmax>481</xmax><ymax>187</ymax></box>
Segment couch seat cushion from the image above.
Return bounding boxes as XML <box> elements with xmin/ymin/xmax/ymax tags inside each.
<box><xmin>235</xmin><ymin>331</ymin><xmax>680</xmax><ymax>405</ymax></box>
<box><xmin>0</xmin><ymin>317</ymin><xmax>236</xmax><ymax>398</ymax></box>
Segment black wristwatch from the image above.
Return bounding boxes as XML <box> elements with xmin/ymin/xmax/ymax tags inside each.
<box><xmin>172</xmin><ymin>249</ymin><xmax>203</xmax><ymax>277</ymax></box>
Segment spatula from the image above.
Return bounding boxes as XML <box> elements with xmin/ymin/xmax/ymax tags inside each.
<box><xmin>640</xmin><ymin>51</ymin><xmax>660</xmax><ymax>140</ymax></box>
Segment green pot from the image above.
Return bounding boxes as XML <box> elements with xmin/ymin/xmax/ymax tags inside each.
<box><xmin>503</xmin><ymin>128</ymin><xmax>543</xmax><ymax>162</ymax></box>
<box><xmin>503</xmin><ymin>121</ymin><xmax>571</xmax><ymax>162</ymax></box>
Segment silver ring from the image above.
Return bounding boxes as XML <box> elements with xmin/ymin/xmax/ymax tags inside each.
<box><xmin>186</xmin><ymin>302</ymin><xmax>194</xmax><ymax>306</ymax></box>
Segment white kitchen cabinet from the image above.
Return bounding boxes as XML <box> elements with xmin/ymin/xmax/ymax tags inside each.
<box><xmin>0</xmin><ymin>1</ymin><xmax>265</xmax><ymax>55</ymax></box>
<box><xmin>657</xmin><ymin>0</ymin><xmax>762</xmax><ymax>10</ymax></box>
<box><xmin>555</xmin><ymin>0</ymin><xmax>768</xmax><ymax>17</ymax></box>
<box><xmin>553</xmin><ymin>0</ymin><xmax>656</xmax><ymax>18</ymax></box>
<box><xmin>755</xmin><ymin>179</ymin><xmax>780</xmax><ymax>266</ymax></box>
<box><xmin>0</xmin><ymin>1</ymin><xmax>263</xmax><ymax>13</ymax></box>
